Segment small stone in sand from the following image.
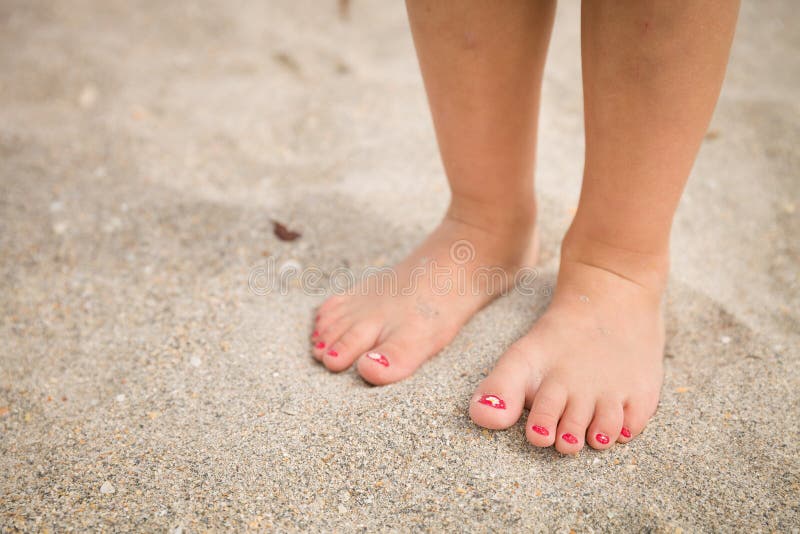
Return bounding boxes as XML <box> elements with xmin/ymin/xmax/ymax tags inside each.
<box><xmin>720</xmin><ymin>335</ymin><xmax>731</xmax><ymax>344</ymax></box>
<box><xmin>79</xmin><ymin>84</ymin><xmax>98</xmax><ymax>108</ymax></box>
<box><xmin>100</xmin><ymin>481</ymin><xmax>115</xmax><ymax>494</ymax></box>
<box><xmin>115</xmin><ymin>394</ymin><xmax>126</xmax><ymax>403</ymax></box>
<box><xmin>190</xmin><ymin>356</ymin><xmax>201</xmax><ymax>367</ymax></box>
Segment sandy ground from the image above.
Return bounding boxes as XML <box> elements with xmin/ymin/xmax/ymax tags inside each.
<box><xmin>1</xmin><ymin>0</ymin><xmax>798</xmax><ymax>531</ymax></box>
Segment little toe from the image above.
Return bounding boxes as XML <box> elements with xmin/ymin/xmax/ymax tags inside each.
<box><xmin>469</xmin><ymin>346</ymin><xmax>532</xmax><ymax>430</ymax></box>
<box><xmin>555</xmin><ymin>398</ymin><xmax>594</xmax><ymax>455</ymax></box>
<box><xmin>324</xmin><ymin>321</ymin><xmax>382</xmax><ymax>373</ymax></box>
<box><xmin>525</xmin><ymin>379</ymin><xmax>568</xmax><ymax>447</ymax></box>
<box><xmin>586</xmin><ymin>397</ymin><xmax>623</xmax><ymax>450</ymax></box>
<box><xmin>618</xmin><ymin>395</ymin><xmax>657</xmax><ymax>443</ymax></box>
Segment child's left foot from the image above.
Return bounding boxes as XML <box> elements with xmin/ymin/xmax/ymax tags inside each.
<box><xmin>470</xmin><ymin>233</ymin><xmax>667</xmax><ymax>453</ymax></box>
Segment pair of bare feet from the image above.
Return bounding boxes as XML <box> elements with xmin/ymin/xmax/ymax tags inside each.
<box><xmin>310</xmin><ymin>201</ymin><xmax>666</xmax><ymax>454</ymax></box>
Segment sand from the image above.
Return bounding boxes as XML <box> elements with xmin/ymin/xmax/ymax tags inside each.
<box><xmin>1</xmin><ymin>0</ymin><xmax>798</xmax><ymax>531</ymax></box>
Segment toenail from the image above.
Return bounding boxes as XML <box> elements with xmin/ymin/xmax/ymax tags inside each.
<box><xmin>476</xmin><ymin>394</ymin><xmax>506</xmax><ymax>409</ymax></box>
<box><xmin>531</xmin><ymin>425</ymin><xmax>549</xmax><ymax>436</ymax></box>
<box><xmin>561</xmin><ymin>433</ymin><xmax>578</xmax><ymax>445</ymax></box>
<box><xmin>315</xmin><ymin>341</ymin><xmax>325</xmax><ymax>349</ymax></box>
<box><xmin>595</xmin><ymin>433</ymin><xmax>610</xmax><ymax>445</ymax></box>
<box><xmin>327</xmin><ymin>350</ymin><xmax>338</xmax><ymax>357</ymax></box>
<box><xmin>621</xmin><ymin>427</ymin><xmax>632</xmax><ymax>438</ymax></box>
<box><xmin>365</xmin><ymin>352</ymin><xmax>389</xmax><ymax>367</ymax></box>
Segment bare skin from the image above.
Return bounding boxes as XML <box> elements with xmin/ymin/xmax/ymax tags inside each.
<box><xmin>312</xmin><ymin>1</ymin><xmax>554</xmax><ymax>384</ymax></box>
<box><xmin>314</xmin><ymin>0</ymin><xmax>740</xmax><ymax>453</ymax></box>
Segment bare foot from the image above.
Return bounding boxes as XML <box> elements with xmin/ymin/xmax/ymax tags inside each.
<box><xmin>311</xmin><ymin>202</ymin><xmax>537</xmax><ymax>385</ymax></box>
<box><xmin>470</xmin><ymin>233</ymin><xmax>666</xmax><ymax>453</ymax></box>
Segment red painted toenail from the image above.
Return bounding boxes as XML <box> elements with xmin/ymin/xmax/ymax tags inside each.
<box><xmin>621</xmin><ymin>427</ymin><xmax>632</xmax><ymax>438</ymax></box>
<box><xmin>476</xmin><ymin>394</ymin><xmax>506</xmax><ymax>409</ymax></box>
<box><xmin>561</xmin><ymin>433</ymin><xmax>578</xmax><ymax>445</ymax></box>
<box><xmin>365</xmin><ymin>352</ymin><xmax>389</xmax><ymax>367</ymax></box>
<box><xmin>315</xmin><ymin>341</ymin><xmax>325</xmax><ymax>349</ymax></box>
<box><xmin>595</xmin><ymin>433</ymin><xmax>610</xmax><ymax>445</ymax></box>
<box><xmin>327</xmin><ymin>350</ymin><xmax>338</xmax><ymax>357</ymax></box>
<box><xmin>531</xmin><ymin>425</ymin><xmax>549</xmax><ymax>436</ymax></box>
<box><xmin>312</xmin><ymin>330</ymin><xmax>319</xmax><ymax>338</ymax></box>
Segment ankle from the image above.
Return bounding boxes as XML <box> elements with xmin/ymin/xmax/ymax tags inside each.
<box><xmin>561</xmin><ymin>225</ymin><xmax>670</xmax><ymax>294</ymax></box>
<box><xmin>446</xmin><ymin>192</ymin><xmax>537</xmax><ymax>234</ymax></box>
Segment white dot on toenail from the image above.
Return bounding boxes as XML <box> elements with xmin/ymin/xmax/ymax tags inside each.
<box><xmin>579</xmin><ymin>295</ymin><xmax>590</xmax><ymax>303</ymax></box>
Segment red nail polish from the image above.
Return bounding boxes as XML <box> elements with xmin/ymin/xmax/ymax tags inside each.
<box><xmin>476</xmin><ymin>394</ymin><xmax>506</xmax><ymax>409</ymax></box>
<box><xmin>315</xmin><ymin>341</ymin><xmax>325</xmax><ymax>349</ymax></box>
<box><xmin>621</xmin><ymin>427</ymin><xmax>632</xmax><ymax>438</ymax></box>
<box><xmin>365</xmin><ymin>352</ymin><xmax>389</xmax><ymax>367</ymax></box>
<box><xmin>327</xmin><ymin>350</ymin><xmax>338</xmax><ymax>357</ymax></box>
<box><xmin>561</xmin><ymin>433</ymin><xmax>578</xmax><ymax>445</ymax></box>
<box><xmin>595</xmin><ymin>433</ymin><xmax>610</xmax><ymax>445</ymax></box>
<box><xmin>312</xmin><ymin>330</ymin><xmax>319</xmax><ymax>338</ymax></box>
<box><xmin>531</xmin><ymin>425</ymin><xmax>549</xmax><ymax>436</ymax></box>
<box><xmin>316</xmin><ymin>314</ymin><xmax>320</xmax><ymax>321</ymax></box>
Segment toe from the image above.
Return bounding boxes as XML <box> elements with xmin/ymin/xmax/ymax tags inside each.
<box><xmin>525</xmin><ymin>379</ymin><xmax>567</xmax><ymax>447</ymax></box>
<box><xmin>356</xmin><ymin>322</ymin><xmax>452</xmax><ymax>386</ymax></box>
<box><xmin>555</xmin><ymin>398</ymin><xmax>594</xmax><ymax>455</ymax></box>
<box><xmin>618</xmin><ymin>394</ymin><xmax>658</xmax><ymax>443</ymax></box>
<box><xmin>324</xmin><ymin>320</ymin><xmax>382</xmax><ymax>372</ymax></box>
<box><xmin>317</xmin><ymin>295</ymin><xmax>346</xmax><ymax>318</ymax></box>
<box><xmin>470</xmin><ymin>344</ymin><xmax>532</xmax><ymax>430</ymax></box>
<box><xmin>312</xmin><ymin>316</ymin><xmax>355</xmax><ymax>361</ymax></box>
<box><xmin>586</xmin><ymin>397</ymin><xmax>623</xmax><ymax>450</ymax></box>
<box><xmin>314</xmin><ymin>304</ymin><xmax>349</xmax><ymax>340</ymax></box>
<box><xmin>355</xmin><ymin>331</ymin><xmax>416</xmax><ymax>386</ymax></box>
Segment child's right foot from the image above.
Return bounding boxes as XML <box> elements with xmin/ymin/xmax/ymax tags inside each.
<box><xmin>311</xmin><ymin>199</ymin><xmax>538</xmax><ymax>385</ymax></box>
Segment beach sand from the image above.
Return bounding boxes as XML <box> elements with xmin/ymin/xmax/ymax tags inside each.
<box><xmin>1</xmin><ymin>1</ymin><xmax>798</xmax><ymax>530</ymax></box>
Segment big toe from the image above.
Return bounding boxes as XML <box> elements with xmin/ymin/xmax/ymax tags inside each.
<box><xmin>356</xmin><ymin>322</ymin><xmax>455</xmax><ymax>385</ymax></box>
<box><xmin>469</xmin><ymin>345</ymin><xmax>531</xmax><ymax>430</ymax></box>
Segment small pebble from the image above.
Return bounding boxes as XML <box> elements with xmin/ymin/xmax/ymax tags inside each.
<box><xmin>720</xmin><ymin>336</ymin><xmax>731</xmax><ymax>344</ymax></box>
<box><xmin>79</xmin><ymin>84</ymin><xmax>98</xmax><ymax>108</ymax></box>
<box><xmin>115</xmin><ymin>394</ymin><xmax>126</xmax><ymax>403</ymax></box>
<box><xmin>337</xmin><ymin>504</ymin><xmax>348</xmax><ymax>514</ymax></box>
<box><xmin>100</xmin><ymin>481</ymin><xmax>115</xmax><ymax>494</ymax></box>
<box><xmin>190</xmin><ymin>356</ymin><xmax>202</xmax><ymax>367</ymax></box>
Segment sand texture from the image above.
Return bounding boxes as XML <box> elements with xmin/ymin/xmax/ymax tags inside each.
<box><xmin>1</xmin><ymin>1</ymin><xmax>798</xmax><ymax>531</ymax></box>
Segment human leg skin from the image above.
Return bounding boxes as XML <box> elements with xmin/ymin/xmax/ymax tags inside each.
<box><xmin>312</xmin><ymin>0</ymin><xmax>555</xmax><ymax>385</ymax></box>
<box><xmin>471</xmin><ymin>0</ymin><xmax>740</xmax><ymax>453</ymax></box>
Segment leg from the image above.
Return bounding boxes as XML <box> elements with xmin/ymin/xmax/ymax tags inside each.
<box><xmin>311</xmin><ymin>0</ymin><xmax>555</xmax><ymax>384</ymax></box>
<box><xmin>472</xmin><ymin>0</ymin><xmax>739</xmax><ymax>453</ymax></box>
